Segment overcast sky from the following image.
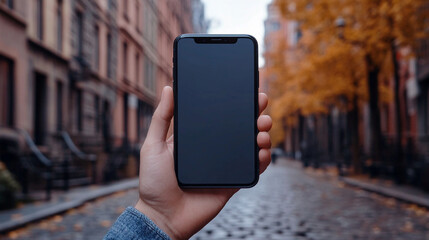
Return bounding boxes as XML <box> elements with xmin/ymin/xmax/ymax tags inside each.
<box><xmin>201</xmin><ymin>0</ymin><xmax>273</xmax><ymax>67</ymax></box>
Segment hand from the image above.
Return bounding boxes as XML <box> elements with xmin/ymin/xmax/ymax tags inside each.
<box><xmin>135</xmin><ymin>86</ymin><xmax>272</xmax><ymax>240</ymax></box>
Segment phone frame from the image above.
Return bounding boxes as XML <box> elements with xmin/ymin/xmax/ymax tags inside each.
<box><xmin>173</xmin><ymin>34</ymin><xmax>259</xmax><ymax>188</ymax></box>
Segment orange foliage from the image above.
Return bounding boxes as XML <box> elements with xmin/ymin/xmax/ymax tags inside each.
<box><xmin>268</xmin><ymin>0</ymin><xmax>427</xmax><ymax>146</ymax></box>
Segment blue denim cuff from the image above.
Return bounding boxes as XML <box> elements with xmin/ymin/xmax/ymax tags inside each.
<box><xmin>104</xmin><ymin>206</ymin><xmax>171</xmax><ymax>240</ymax></box>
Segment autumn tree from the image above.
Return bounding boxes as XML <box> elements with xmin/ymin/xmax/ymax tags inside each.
<box><xmin>272</xmin><ymin>0</ymin><xmax>427</xmax><ymax>177</ymax></box>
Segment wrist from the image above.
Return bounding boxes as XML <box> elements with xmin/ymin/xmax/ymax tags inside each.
<box><xmin>135</xmin><ymin>199</ymin><xmax>183</xmax><ymax>240</ymax></box>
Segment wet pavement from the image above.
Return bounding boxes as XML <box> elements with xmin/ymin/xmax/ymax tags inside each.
<box><xmin>2</xmin><ymin>159</ymin><xmax>429</xmax><ymax>240</ymax></box>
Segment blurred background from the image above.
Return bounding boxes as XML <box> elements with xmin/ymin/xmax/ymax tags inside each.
<box><xmin>0</xmin><ymin>0</ymin><xmax>429</xmax><ymax>239</ymax></box>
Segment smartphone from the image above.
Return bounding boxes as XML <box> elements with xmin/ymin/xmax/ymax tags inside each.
<box><xmin>173</xmin><ymin>34</ymin><xmax>259</xmax><ymax>188</ymax></box>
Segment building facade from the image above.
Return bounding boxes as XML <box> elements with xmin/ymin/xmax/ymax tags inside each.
<box><xmin>156</xmin><ymin>0</ymin><xmax>194</xmax><ymax>100</ymax></box>
<box><xmin>115</xmin><ymin>0</ymin><xmax>156</xmax><ymax>153</ymax></box>
<box><xmin>0</xmin><ymin>0</ymin><xmax>204</xmax><ymax>190</ymax></box>
<box><xmin>0</xmin><ymin>1</ymin><xmax>27</xmax><ymax>134</ymax></box>
<box><xmin>191</xmin><ymin>0</ymin><xmax>209</xmax><ymax>33</ymax></box>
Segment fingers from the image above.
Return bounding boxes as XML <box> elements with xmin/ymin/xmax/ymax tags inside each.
<box><xmin>256</xmin><ymin>104</ymin><xmax>272</xmax><ymax>174</ymax></box>
<box><xmin>259</xmin><ymin>149</ymin><xmax>271</xmax><ymax>174</ymax></box>
<box><xmin>146</xmin><ymin>86</ymin><xmax>174</xmax><ymax>143</ymax></box>
<box><xmin>258</xmin><ymin>92</ymin><xmax>268</xmax><ymax>115</ymax></box>
<box><xmin>257</xmin><ymin>115</ymin><xmax>272</xmax><ymax>132</ymax></box>
<box><xmin>257</xmin><ymin>132</ymin><xmax>271</xmax><ymax>149</ymax></box>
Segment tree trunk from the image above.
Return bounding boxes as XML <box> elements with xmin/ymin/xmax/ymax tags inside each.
<box><xmin>391</xmin><ymin>42</ymin><xmax>405</xmax><ymax>184</ymax></box>
<box><xmin>366</xmin><ymin>56</ymin><xmax>382</xmax><ymax>163</ymax></box>
<box><xmin>348</xmin><ymin>94</ymin><xmax>361</xmax><ymax>173</ymax></box>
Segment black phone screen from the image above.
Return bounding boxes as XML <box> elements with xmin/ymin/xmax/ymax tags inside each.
<box><xmin>175</xmin><ymin>35</ymin><xmax>258</xmax><ymax>187</ymax></box>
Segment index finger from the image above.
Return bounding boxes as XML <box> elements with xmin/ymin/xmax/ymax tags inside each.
<box><xmin>259</xmin><ymin>92</ymin><xmax>268</xmax><ymax>115</ymax></box>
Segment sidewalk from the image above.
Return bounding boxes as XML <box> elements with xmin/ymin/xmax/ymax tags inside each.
<box><xmin>0</xmin><ymin>178</ymin><xmax>139</xmax><ymax>233</ymax></box>
<box><xmin>281</xmin><ymin>158</ymin><xmax>429</xmax><ymax>209</ymax></box>
<box><xmin>340</xmin><ymin>176</ymin><xmax>429</xmax><ymax>208</ymax></box>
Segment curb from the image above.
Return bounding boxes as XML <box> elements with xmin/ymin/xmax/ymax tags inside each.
<box><xmin>340</xmin><ymin>177</ymin><xmax>429</xmax><ymax>209</ymax></box>
<box><xmin>0</xmin><ymin>179</ymin><xmax>139</xmax><ymax>233</ymax></box>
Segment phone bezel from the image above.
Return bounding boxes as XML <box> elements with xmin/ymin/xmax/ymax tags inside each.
<box><xmin>173</xmin><ymin>34</ymin><xmax>259</xmax><ymax>188</ymax></box>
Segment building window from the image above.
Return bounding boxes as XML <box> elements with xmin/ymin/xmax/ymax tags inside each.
<box><xmin>94</xmin><ymin>25</ymin><xmax>100</xmax><ymax>70</ymax></box>
<box><xmin>34</xmin><ymin>72</ymin><xmax>47</xmax><ymax>145</ymax></box>
<box><xmin>57</xmin><ymin>0</ymin><xmax>63</xmax><ymax>52</ymax></box>
<box><xmin>144</xmin><ymin>56</ymin><xmax>155</xmax><ymax>91</ymax></box>
<box><xmin>135</xmin><ymin>53</ymin><xmax>139</xmax><ymax>86</ymax></box>
<box><xmin>137</xmin><ymin>101</ymin><xmax>153</xmax><ymax>141</ymax></box>
<box><xmin>2</xmin><ymin>0</ymin><xmax>14</xmax><ymax>9</ymax></box>
<box><xmin>107</xmin><ymin>33</ymin><xmax>112</xmax><ymax>78</ymax></box>
<box><xmin>0</xmin><ymin>56</ymin><xmax>14</xmax><ymax>127</ymax></box>
<box><xmin>102</xmin><ymin>100</ymin><xmax>111</xmax><ymax>151</ymax></box>
<box><xmin>123</xmin><ymin>0</ymin><xmax>128</xmax><ymax>19</ymax></box>
<box><xmin>123</xmin><ymin>42</ymin><xmax>128</xmax><ymax>80</ymax></box>
<box><xmin>135</xmin><ymin>1</ymin><xmax>140</xmax><ymax>31</ymax></box>
<box><xmin>76</xmin><ymin>10</ymin><xmax>84</xmax><ymax>57</ymax></box>
<box><xmin>123</xmin><ymin>93</ymin><xmax>129</xmax><ymax>144</ymax></box>
<box><xmin>95</xmin><ymin>95</ymin><xmax>100</xmax><ymax>133</ymax></box>
<box><xmin>37</xmin><ymin>0</ymin><xmax>43</xmax><ymax>41</ymax></box>
<box><xmin>56</xmin><ymin>81</ymin><xmax>63</xmax><ymax>131</ymax></box>
<box><xmin>77</xmin><ymin>89</ymin><xmax>83</xmax><ymax>132</ymax></box>
<box><xmin>144</xmin><ymin>8</ymin><xmax>156</xmax><ymax>45</ymax></box>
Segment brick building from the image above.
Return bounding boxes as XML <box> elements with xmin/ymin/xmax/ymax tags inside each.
<box><xmin>115</xmin><ymin>0</ymin><xmax>156</xmax><ymax>153</ymax></box>
<box><xmin>0</xmin><ymin>1</ymin><xmax>27</xmax><ymax>133</ymax></box>
<box><xmin>0</xmin><ymin>0</ymin><xmax>205</xmax><ymax>192</ymax></box>
<box><xmin>157</xmin><ymin>0</ymin><xmax>193</xmax><ymax>98</ymax></box>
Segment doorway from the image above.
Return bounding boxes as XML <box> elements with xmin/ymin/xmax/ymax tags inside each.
<box><xmin>34</xmin><ymin>72</ymin><xmax>47</xmax><ymax>145</ymax></box>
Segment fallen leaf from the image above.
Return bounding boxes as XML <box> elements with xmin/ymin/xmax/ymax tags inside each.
<box><xmin>11</xmin><ymin>214</ymin><xmax>22</xmax><ymax>220</ymax></box>
<box><xmin>116</xmin><ymin>206</ymin><xmax>126</xmax><ymax>214</ymax></box>
<box><xmin>52</xmin><ymin>215</ymin><xmax>63</xmax><ymax>223</ymax></box>
<box><xmin>66</xmin><ymin>208</ymin><xmax>76</xmax><ymax>215</ymax></box>
<box><xmin>100</xmin><ymin>220</ymin><xmax>111</xmax><ymax>228</ymax></box>
<box><xmin>401</xmin><ymin>221</ymin><xmax>414</xmax><ymax>232</ymax></box>
<box><xmin>74</xmin><ymin>223</ymin><xmax>83</xmax><ymax>232</ymax></box>
<box><xmin>7</xmin><ymin>231</ymin><xmax>18</xmax><ymax>239</ymax></box>
<box><xmin>383</xmin><ymin>198</ymin><xmax>396</xmax><ymax>207</ymax></box>
<box><xmin>372</xmin><ymin>226</ymin><xmax>381</xmax><ymax>234</ymax></box>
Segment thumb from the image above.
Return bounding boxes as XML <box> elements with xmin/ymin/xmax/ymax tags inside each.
<box><xmin>146</xmin><ymin>86</ymin><xmax>174</xmax><ymax>143</ymax></box>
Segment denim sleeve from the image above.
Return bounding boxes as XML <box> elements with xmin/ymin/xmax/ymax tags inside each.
<box><xmin>104</xmin><ymin>206</ymin><xmax>172</xmax><ymax>240</ymax></box>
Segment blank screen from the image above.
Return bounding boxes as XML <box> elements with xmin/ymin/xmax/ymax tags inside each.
<box><xmin>176</xmin><ymin>37</ymin><xmax>256</xmax><ymax>185</ymax></box>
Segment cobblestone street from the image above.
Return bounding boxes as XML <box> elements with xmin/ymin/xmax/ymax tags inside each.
<box><xmin>2</xmin><ymin>159</ymin><xmax>429</xmax><ymax>240</ymax></box>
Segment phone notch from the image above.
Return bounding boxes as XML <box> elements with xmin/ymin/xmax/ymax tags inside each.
<box><xmin>194</xmin><ymin>37</ymin><xmax>237</xmax><ymax>44</ymax></box>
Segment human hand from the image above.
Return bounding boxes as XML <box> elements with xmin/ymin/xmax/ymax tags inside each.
<box><xmin>135</xmin><ymin>86</ymin><xmax>272</xmax><ymax>240</ymax></box>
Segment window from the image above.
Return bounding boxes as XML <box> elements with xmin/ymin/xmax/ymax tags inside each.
<box><xmin>107</xmin><ymin>33</ymin><xmax>112</xmax><ymax>78</ymax></box>
<box><xmin>77</xmin><ymin>89</ymin><xmax>83</xmax><ymax>132</ymax></box>
<box><xmin>123</xmin><ymin>0</ymin><xmax>128</xmax><ymax>19</ymax></box>
<box><xmin>94</xmin><ymin>25</ymin><xmax>100</xmax><ymax>70</ymax></box>
<box><xmin>137</xmin><ymin>101</ymin><xmax>153</xmax><ymax>140</ymax></box>
<box><xmin>76</xmin><ymin>11</ymin><xmax>84</xmax><ymax>57</ymax></box>
<box><xmin>57</xmin><ymin>0</ymin><xmax>63</xmax><ymax>52</ymax></box>
<box><xmin>102</xmin><ymin>100</ymin><xmax>111</xmax><ymax>150</ymax></box>
<box><xmin>37</xmin><ymin>0</ymin><xmax>43</xmax><ymax>40</ymax></box>
<box><xmin>265</xmin><ymin>21</ymin><xmax>280</xmax><ymax>35</ymax></box>
<box><xmin>135</xmin><ymin>1</ymin><xmax>140</xmax><ymax>31</ymax></box>
<box><xmin>123</xmin><ymin>93</ymin><xmax>129</xmax><ymax>143</ymax></box>
<box><xmin>0</xmin><ymin>56</ymin><xmax>14</xmax><ymax>127</ymax></box>
<box><xmin>123</xmin><ymin>42</ymin><xmax>128</xmax><ymax>79</ymax></box>
<box><xmin>135</xmin><ymin>53</ymin><xmax>139</xmax><ymax>85</ymax></box>
<box><xmin>56</xmin><ymin>81</ymin><xmax>63</xmax><ymax>131</ymax></box>
<box><xmin>144</xmin><ymin>56</ymin><xmax>155</xmax><ymax>91</ymax></box>
<box><xmin>94</xmin><ymin>95</ymin><xmax>100</xmax><ymax>133</ymax></box>
<box><xmin>2</xmin><ymin>0</ymin><xmax>14</xmax><ymax>9</ymax></box>
<box><xmin>34</xmin><ymin>72</ymin><xmax>47</xmax><ymax>145</ymax></box>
